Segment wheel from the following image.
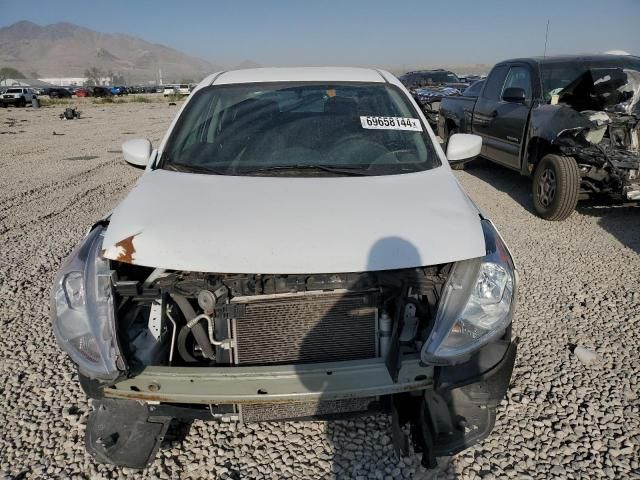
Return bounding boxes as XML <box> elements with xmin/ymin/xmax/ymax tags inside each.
<box><xmin>19</xmin><ymin>97</ymin><xmax>27</xmax><ymax>107</ymax></box>
<box><xmin>532</xmin><ymin>154</ymin><xmax>580</xmax><ymax>221</ymax></box>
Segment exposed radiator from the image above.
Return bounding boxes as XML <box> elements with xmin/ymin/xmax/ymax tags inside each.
<box><xmin>240</xmin><ymin>397</ymin><xmax>376</xmax><ymax>423</ymax></box>
<box><xmin>231</xmin><ymin>291</ymin><xmax>378</xmax><ymax>366</ymax></box>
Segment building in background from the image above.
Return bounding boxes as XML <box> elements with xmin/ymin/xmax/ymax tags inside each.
<box><xmin>38</xmin><ymin>77</ymin><xmax>111</xmax><ymax>86</ymax></box>
<box><xmin>0</xmin><ymin>78</ymin><xmax>56</xmax><ymax>88</ymax></box>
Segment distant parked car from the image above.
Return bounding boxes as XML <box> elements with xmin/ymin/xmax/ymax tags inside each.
<box><xmin>176</xmin><ymin>84</ymin><xmax>191</xmax><ymax>95</ymax></box>
<box><xmin>0</xmin><ymin>87</ymin><xmax>37</xmax><ymax>107</ymax></box>
<box><xmin>92</xmin><ymin>86</ymin><xmax>111</xmax><ymax>97</ymax></box>
<box><xmin>48</xmin><ymin>87</ymin><xmax>72</xmax><ymax>99</ymax></box>
<box><xmin>110</xmin><ymin>86</ymin><xmax>124</xmax><ymax>96</ymax></box>
<box><xmin>399</xmin><ymin>70</ymin><xmax>470</xmax><ymax>129</ymax></box>
<box><xmin>75</xmin><ymin>88</ymin><xmax>92</xmax><ymax>97</ymax></box>
<box><xmin>163</xmin><ymin>85</ymin><xmax>178</xmax><ymax>96</ymax></box>
<box><xmin>399</xmin><ymin>69</ymin><xmax>469</xmax><ymax>91</ymax></box>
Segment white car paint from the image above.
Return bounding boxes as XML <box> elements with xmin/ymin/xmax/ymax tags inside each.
<box><xmin>446</xmin><ymin>134</ymin><xmax>483</xmax><ymax>162</ymax></box>
<box><xmin>1</xmin><ymin>87</ymin><xmax>36</xmax><ymax>103</ymax></box>
<box><xmin>103</xmin><ymin>168</ymin><xmax>484</xmax><ymax>273</ymax></box>
<box><xmin>103</xmin><ymin>67</ymin><xmax>486</xmax><ymax>274</ymax></box>
<box><xmin>122</xmin><ymin>138</ymin><xmax>151</xmax><ymax>167</ymax></box>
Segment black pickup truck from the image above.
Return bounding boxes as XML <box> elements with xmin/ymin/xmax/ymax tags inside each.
<box><xmin>439</xmin><ymin>54</ymin><xmax>640</xmax><ymax>220</ymax></box>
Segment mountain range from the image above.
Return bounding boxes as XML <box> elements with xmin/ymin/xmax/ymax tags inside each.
<box><xmin>0</xmin><ymin>21</ymin><xmax>243</xmax><ymax>83</ymax></box>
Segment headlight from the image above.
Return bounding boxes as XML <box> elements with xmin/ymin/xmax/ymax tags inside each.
<box><xmin>50</xmin><ymin>225</ymin><xmax>121</xmax><ymax>380</ymax></box>
<box><xmin>421</xmin><ymin>219</ymin><xmax>516</xmax><ymax>364</ymax></box>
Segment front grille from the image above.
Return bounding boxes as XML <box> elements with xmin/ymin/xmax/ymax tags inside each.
<box><xmin>240</xmin><ymin>397</ymin><xmax>376</xmax><ymax>423</ymax></box>
<box><xmin>231</xmin><ymin>291</ymin><xmax>378</xmax><ymax>365</ymax></box>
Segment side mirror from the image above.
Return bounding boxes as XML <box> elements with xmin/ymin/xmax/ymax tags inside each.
<box><xmin>446</xmin><ymin>133</ymin><xmax>482</xmax><ymax>164</ymax></box>
<box><xmin>122</xmin><ymin>138</ymin><xmax>152</xmax><ymax>168</ymax></box>
<box><xmin>502</xmin><ymin>87</ymin><xmax>526</xmax><ymax>103</ymax></box>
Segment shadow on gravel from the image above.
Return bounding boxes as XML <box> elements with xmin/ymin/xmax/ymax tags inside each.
<box><xmin>461</xmin><ymin>158</ymin><xmax>536</xmax><ymax>215</ymax></box>
<box><xmin>294</xmin><ymin>237</ymin><xmax>455</xmax><ymax>479</ymax></box>
<box><xmin>577</xmin><ymin>201</ymin><xmax>640</xmax><ymax>254</ymax></box>
<box><xmin>463</xmin><ymin>158</ymin><xmax>640</xmax><ymax>253</ymax></box>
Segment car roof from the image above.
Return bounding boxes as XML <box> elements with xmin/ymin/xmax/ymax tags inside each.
<box><xmin>498</xmin><ymin>53</ymin><xmax>640</xmax><ymax>66</ymax></box>
<box><xmin>202</xmin><ymin>67</ymin><xmax>392</xmax><ymax>86</ymax></box>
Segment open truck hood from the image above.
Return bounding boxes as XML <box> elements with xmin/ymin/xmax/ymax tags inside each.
<box><xmin>102</xmin><ymin>168</ymin><xmax>485</xmax><ymax>273</ymax></box>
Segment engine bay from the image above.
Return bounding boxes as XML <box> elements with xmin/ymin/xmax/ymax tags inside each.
<box><xmin>111</xmin><ymin>263</ymin><xmax>451</xmax><ymax>371</ymax></box>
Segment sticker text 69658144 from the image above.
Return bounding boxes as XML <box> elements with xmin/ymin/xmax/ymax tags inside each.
<box><xmin>360</xmin><ymin>116</ymin><xmax>423</xmax><ymax>132</ymax></box>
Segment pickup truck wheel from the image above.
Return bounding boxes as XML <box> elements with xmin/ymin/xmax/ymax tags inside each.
<box><xmin>532</xmin><ymin>154</ymin><xmax>580</xmax><ymax>221</ymax></box>
<box><xmin>19</xmin><ymin>97</ymin><xmax>27</xmax><ymax>107</ymax></box>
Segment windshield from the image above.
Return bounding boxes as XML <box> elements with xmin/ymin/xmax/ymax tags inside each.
<box><xmin>161</xmin><ymin>82</ymin><xmax>439</xmax><ymax>176</ymax></box>
<box><xmin>6</xmin><ymin>88</ymin><xmax>22</xmax><ymax>93</ymax></box>
<box><xmin>540</xmin><ymin>58</ymin><xmax>640</xmax><ymax>109</ymax></box>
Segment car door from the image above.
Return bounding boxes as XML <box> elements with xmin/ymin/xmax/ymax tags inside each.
<box><xmin>488</xmin><ymin>65</ymin><xmax>533</xmax><ymax>169</ymax></box>
<box><xmin>473</xmin><ymin>64</ymin><xmax>533</xmax><ymax>169</ymax></box>
<box><xmin>472</xmin><ymin>65</ymin><xmax>509</xmax><ymax>159</ymax></box>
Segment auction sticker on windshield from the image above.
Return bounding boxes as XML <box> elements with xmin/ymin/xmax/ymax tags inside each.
<box><xmin>360</xmin><ymin>116</ymin><xmax>423</xmax><ymax>131</ymax></box>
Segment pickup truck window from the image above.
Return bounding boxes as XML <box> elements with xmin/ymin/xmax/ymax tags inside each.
<box><xmin>502</xmin><ymin>66</ymin><xmax>532</xmax><ymax>101</ymax></box>
<box><xmin>540</xmin><ymin>58</ymin><xmax>640</xmax><ymax>104</ymax></box>
<box><xmin>481</xmin><ymin>65</ymin><xmax>509</xmax><ymax>101</ymax></box>
<box><xmin>463</xmin><ymin>80</ymin><xmax>485</xmax><ymax>97</ymax></box>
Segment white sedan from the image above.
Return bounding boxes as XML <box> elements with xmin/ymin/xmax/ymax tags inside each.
<box><xmin>51</xmin><ymin>67</ymin><xmax>518</xmax><ymax>471</ymax></box>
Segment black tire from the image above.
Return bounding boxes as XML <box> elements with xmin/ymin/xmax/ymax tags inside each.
<box><xmin>532</xmin><ymin>154</ymin><xmax>580</xmax><ymax>221</ymax></box>
<box><xmin>19</xmin><ymin>97</ymin><xmax>27</xmax><ymax>107</ymax></box>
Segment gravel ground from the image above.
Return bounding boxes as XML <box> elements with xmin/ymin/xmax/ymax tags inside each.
<box><xmin>0</xmin><ymin>103</ymin><xmax>638</xmax><ymax>479</ymax></box>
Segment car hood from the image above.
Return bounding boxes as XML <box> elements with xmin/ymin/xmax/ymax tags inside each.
<box><xmin>102</xmin><ymin>168</ymin><xmax>485</xmax><ymax>273</ymax></box>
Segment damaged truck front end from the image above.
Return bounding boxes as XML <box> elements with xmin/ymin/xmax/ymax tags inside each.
<box><xmin>51</xmin><ymin>219</ymin><xmax>517</xmax><ymax>470</ymax></box>
<box><xmin>530</xmin><ymin>60</ymin><xmax>640</xmax><ymax>202</ymax></box>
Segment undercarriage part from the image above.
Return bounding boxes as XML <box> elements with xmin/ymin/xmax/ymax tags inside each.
<box><xmin>86</xmin><ymin>398</ymin><xmax>171</xmax><ymax>469</ymax></box>
<box><xmin>428</xmin><ymin>340</ymin><xmax>517</xmax><ymax>457</ymax></box>
<box><xmin>240</xmin><ymin>397</ymin><xmax>377</xmax><ymax>423</ymax></box>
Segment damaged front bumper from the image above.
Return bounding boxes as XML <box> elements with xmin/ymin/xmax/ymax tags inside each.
<box><xmin>103</xmin><ymin>355</ymin><xmax>433</xmax><ymax>404</ymax></box>
<box><xmin>86</xmin><ymin>340</ymin><xmax>517</xmax><ymax>469</ymax></box>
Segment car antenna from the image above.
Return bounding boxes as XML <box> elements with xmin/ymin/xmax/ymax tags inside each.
<box><xmin>543</xmin><ymin>19</ymin><xmax>550</xmax><ymax>59</ymax></box>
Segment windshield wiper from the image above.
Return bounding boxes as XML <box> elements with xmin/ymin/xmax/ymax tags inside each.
<box><xmin>165</xmin><ymin>163</ymin><xmax>229</xmax><ymax>175</ymax></box>
<box><xmin>237</xmin><ymin>164</ymin><xmax>374</xmax><ymax>176</ymax></box>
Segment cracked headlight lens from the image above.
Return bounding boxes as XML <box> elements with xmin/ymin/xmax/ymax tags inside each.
<box><xmin>50</xmin><ymin>225</ymin><xmax>121</xmax><ymax>380</ymax></box>
<box><xmin>421</xmin><ymin>220</ymin><xmax>517</xmax><ymax>364</ymax></box>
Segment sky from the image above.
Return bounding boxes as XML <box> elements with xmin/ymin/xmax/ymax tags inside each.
<box><xmin>1</xmin><ymin>0</ymin><xmax>639</xmax><ymax>68</ymax></box>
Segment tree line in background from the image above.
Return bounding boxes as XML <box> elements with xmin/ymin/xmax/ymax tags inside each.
<box><xmin>83</xmin><ymin>67</ymin><xmax>125</xmax><ymax>86</ymax></box>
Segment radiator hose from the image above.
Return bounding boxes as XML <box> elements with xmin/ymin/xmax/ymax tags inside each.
<box><xmin>177</xmin><ymin>322</ymin><xmax>215</xmax><ymax>362</ymax></box>
<box><xmin>171</xmin><ymin>294</ymin><xmax>216</xmax><ymax>362</ymax></box>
